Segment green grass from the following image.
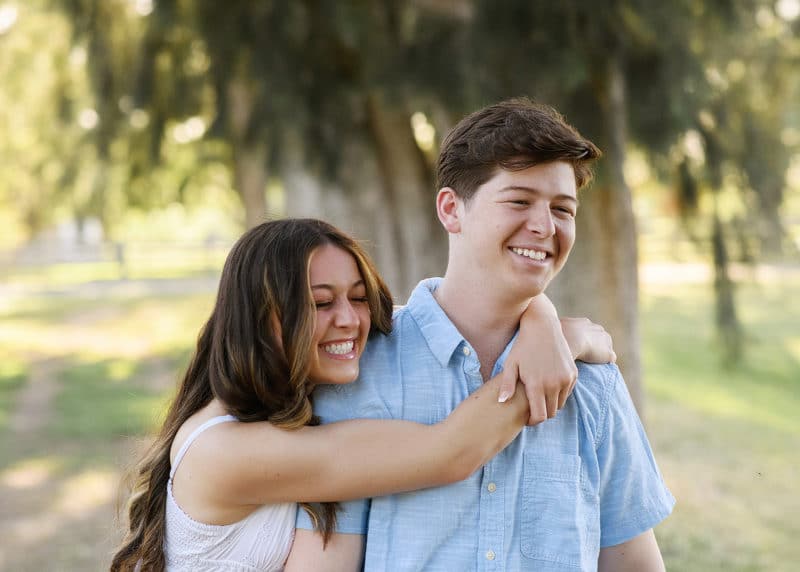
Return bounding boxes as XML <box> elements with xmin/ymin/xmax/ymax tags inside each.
<box><xmin>3</xmin><ymin>243</ymin><xmax>230</xmax><ymax>287</ymax></box>
<box><xmin>53</xmin><ymin>357</ymin><xmax>173</xmax><ymax>439</ymax></box>
<box><xmin>642</xmin><ymin>277</ymin><xmax>800</xmax><ymax>572</ymax></box>
<box><xmin>0</xmin><ymin>259</ymin><xmax>797</xmax><ymax>570</ymax></box>
<box><xmin>0</xmin><ymin>355</ymin><xmax>27</xmax><ymax>433</ymax></box>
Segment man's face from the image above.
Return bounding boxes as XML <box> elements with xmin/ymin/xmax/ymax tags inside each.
<box><xmin>453</xmin><ymin>161</ymin><xmax>577</xmax><ymax>301</ymax></box>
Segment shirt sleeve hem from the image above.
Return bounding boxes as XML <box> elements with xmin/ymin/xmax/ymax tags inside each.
<box><xmin>295</xmin><ymin>513</ymin><xmax>368</xmax><ymax>535</ymax></box>
<box><xmin>599</xmin><ymin>493</ymin><xmax>676</xmax><ymax>548</ymax></box>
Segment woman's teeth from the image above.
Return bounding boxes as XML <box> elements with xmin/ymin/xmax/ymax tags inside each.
<box><xmin>322</xmin><ymin>341</ymin><xmax>355</xmax><ymax>355</ymax></box>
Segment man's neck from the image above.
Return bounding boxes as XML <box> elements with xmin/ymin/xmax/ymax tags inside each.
<box><xmin>434</xmin><ymin>275</ymin><xmax>530</xmax><ymax>381</ymax></box>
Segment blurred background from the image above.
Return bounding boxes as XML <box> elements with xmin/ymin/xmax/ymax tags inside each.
<box><xmin>1</xmin><ymin>1</ymin><xmax>798</xmax><ymax>570</ymax></box>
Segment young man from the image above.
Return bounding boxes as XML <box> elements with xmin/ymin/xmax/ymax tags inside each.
<box><xmin>292</xmin><ymin>99</ymin><xmax>674</xmax><ymax>571</ymax></box>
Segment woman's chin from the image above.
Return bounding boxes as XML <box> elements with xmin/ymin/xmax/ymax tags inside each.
<box><xmin>310</xmin><ymin>367</ymin><xmax>360</xmax><ymax>387</ymax></box>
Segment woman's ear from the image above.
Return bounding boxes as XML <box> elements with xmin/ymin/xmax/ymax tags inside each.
<box><xmin>436</xmin><ymin>187</ymin><xmax>462</xmax><ymax>234</ymax></box>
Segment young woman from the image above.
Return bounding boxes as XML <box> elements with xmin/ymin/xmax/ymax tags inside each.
<box><xmin>110</xmin><ymin>218</ymin><xmax>613</xmax><ymax>571</ymax></box>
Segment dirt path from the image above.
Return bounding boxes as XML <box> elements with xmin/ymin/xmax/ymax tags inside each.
<box><xmin>9</xmin><ymin>356</ymin><xmax>62</xmax><ymax>435</ymax></box>
<box><xmin>0</xmin><ymin>278</ymin><xmax>206</xmax><ymax>572</ymax></box>
<box><xmin>0</xmin><ymin>349</ymin><xmax>132</xmax><ymax>572</ymax></box>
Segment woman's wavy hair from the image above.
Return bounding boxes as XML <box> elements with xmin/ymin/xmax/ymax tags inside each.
<box><xmin>110</xmin><ymin>218</ymin><xmax>393</xmax><ymax>571</ymax></box>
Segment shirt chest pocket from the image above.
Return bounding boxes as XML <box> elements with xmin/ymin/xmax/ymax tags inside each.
<box><xmin>520</xmin><ymin>453</ymin><xmax>600</xmax><ymax>569</ymax></box>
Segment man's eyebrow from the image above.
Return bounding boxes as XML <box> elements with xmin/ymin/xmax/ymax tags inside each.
<box><xmin>499</xmin><ymin>185</ymin><xmax>580</xmax><ymax>206</ymax></box>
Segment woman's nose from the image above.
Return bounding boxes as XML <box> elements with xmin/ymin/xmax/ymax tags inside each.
<box><xmin>333</xmin><ymin>300</ymin><xmax>359</xmax><ymax>328</ymax></box>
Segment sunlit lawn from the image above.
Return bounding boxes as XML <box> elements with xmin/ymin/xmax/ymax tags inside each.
<box><xmin>643</xmin><ymin>275</ymin><xmax>800</xmax><ymax>572</ymax></box>
<box><xmin>0</xmin><ymin>269</ymin><xmax>216</xmax><ymax>570</ymax></box>
<box><xmin>0</xmin><ymin>261</ymin><xmax>797</xmax><ymax>570</ymax></box>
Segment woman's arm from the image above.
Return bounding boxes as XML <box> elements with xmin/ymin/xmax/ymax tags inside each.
<box><xmin>190</xmin><ymin>372</ymin><xmax>528</xmax><ymax>507</ymax></box>
<box><xmin>498</xmin><ymin>294</ymin><xmax>616</xmax><ymax>424</ymax></box>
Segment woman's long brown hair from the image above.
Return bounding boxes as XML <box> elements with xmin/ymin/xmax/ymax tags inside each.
<box><xmin>110</xmin><ymin>219</ymin><xmax>393</xmax><ymax>571</ymax></box>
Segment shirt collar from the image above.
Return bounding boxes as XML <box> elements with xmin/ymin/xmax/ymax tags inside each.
<box><xmin>406</xmin><ymin>277</ymin><xmax>468</xmax><ymax>367</ymax></box>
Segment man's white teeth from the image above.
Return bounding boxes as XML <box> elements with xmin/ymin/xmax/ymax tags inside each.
<box><xmin>512</xmin><ymin>247</ymin><xmax>546</xmax><ymax>261</ymax></box>
<box><xmin>323</xmin><ymin>341</ymin><xmax>355</xmax><ymax>355</ymax></box>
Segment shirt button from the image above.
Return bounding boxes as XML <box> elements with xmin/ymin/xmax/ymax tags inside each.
<box><xmin>486</xmin><ymin>550</ymin><xmax>496</xmax><ymax>561</ymax></box>
<box><xmin>487</xmin><ymin>482</ymin><xmax>497</xmax><ymax>493</ymax></box>
<box><xmin>462</xmin><ymin>346</ymin><xmax>471</xmax><ymax>356</ymax></box>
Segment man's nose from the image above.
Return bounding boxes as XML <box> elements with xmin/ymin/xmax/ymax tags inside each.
<box><xmin>527</xmin><ymin>204</ymin><xmax>555</xmax><ymax>237</ymax></box>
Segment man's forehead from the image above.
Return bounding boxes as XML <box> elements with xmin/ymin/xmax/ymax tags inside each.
<box><xmin>481</xmin><ymin>162</ymin><xmax>578</xmax><ymax>196</ymax></box>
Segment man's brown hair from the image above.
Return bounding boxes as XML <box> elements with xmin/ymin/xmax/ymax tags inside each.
<box><xmin>436</xmin><ymin>98</ymin><xmax>601</xmax><ymax>201</ymax></box>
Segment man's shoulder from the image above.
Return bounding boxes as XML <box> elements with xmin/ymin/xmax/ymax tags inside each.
<box><xmin>574</xmin><ymin>361</ymin><xmax>621</xmax><ymax>396</ymax></box>
<box><xmin>361</xmin><ymin>304</ymin><xmax>420</xmax><ymax>357</ymax></box>
<box><xmin>570</xmin><ymin>362</ymin><xmax>624</xmax><ymax>444</ymax></box>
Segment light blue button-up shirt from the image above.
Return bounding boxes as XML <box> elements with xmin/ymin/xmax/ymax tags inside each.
<box><xmin>298</xmin><ymin>278</ymin><xmax>674</xmax><ymax>571</ymax></box>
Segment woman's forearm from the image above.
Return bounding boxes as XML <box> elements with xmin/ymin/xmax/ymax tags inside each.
<box><xmin>218</xmin><ymin>374</ymin><xmax>528</xmax><ymax>505</ymax></box>
<box><xmin>435</xmin><ymin>375</ymin><xmax>528</xmax><ymax>481</ymax></box>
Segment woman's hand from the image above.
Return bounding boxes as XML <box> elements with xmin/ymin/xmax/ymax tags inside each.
<box><xmin>498</xmin><ymin>295</ymin><xmax>577</xmax><ymax>425</ymax></box>
<box><xmin>560</xmin><ymin>317</ymin><xmax>616</xmax><ymax>364</ymax></box>
<box><xmin>497</xmin><ymin>296</ymin><xmax>616</xmax><ymax>425</ymax></box>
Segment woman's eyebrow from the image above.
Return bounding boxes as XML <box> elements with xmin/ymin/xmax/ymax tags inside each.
<box><xmin>311</xmin><ymin>279</ymin><xmax>365</xmax><ymax>291</ymax></box>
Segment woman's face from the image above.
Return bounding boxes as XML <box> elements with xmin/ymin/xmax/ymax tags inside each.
<box><xmin>306</xmin><ymin>244</ymin><xmax>371</xmax><ymax>385</ymax></box>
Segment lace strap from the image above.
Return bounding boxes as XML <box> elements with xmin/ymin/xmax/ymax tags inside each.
<box><xmin>169</xmin><ymin>414</ymin><xmax>237</xmax><ymax>480</ymax></box>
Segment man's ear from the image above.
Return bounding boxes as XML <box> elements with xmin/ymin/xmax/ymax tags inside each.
<box><xmin>436</xmin><ymin>187</ymin><xmax>462</xmax><ymax>233</ymax></box>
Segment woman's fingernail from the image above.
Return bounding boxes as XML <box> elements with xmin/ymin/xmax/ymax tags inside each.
<box><xmin>498</xmin><ymin>391</ymin><xmax>511</xmax><ymax>403</ymax></box>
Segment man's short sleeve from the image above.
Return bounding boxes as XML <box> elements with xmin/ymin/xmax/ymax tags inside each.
<box><xmin>596</xmin><ymin>369</ymin><xmax>675</xmax><ymax>547</ymax></box>
<box><xmin>293</xmin><ymin>378</ymin><xmax>385</xmax><ymax>534</ymax></box>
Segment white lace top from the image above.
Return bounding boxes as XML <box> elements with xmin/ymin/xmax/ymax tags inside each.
<box><xmin>164</xmin><ymin>415</ymin><xmax>296</xmax><ymax>571</ymax></box>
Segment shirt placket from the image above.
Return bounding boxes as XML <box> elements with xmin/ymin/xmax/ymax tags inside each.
<box><xmin>478</xmin><ymin>455</ymin><xmax>505</xmax><ymax>571</ymax></box>
<box><xmin>461</xmin><ymin>342</ymin><xmax>505</xmax><ymax>571</ymax></box>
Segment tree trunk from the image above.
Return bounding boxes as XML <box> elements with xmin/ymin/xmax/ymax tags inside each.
<box><xmin>281</xmin><ymin>125</ymin><xmax>407</xmax><ymax>298</ymax></box>
<box><xmin>712</xmin><ymin>211</ymin><xmax>743</xmax><ymax>363</ymax></box>
<box><xmin>547</xmin><ymin>54</ymin><xmax>644</xmax><ymax>415</ymax></box>
<box><xmin>364</xmin><ymin>90</ymin><xmax>447</xmax><ymax>300</ymax></box>
<box><xmin>227</xmin><ymin>77</ymin><xmax>268</xmax><ymax>229</ymax></box>
<box><xmin>757</xmin><ymin>187</ymin><xmax>789</xmax><ymax>257</ymax></box>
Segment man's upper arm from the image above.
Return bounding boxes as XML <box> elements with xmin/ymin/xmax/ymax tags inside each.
<box><xmin>591</xmin><ymin>364</ymin><xmax>675</xmax><ymax>548</ymax></box>
<box><xmin>598</xmin><ymin>529</ymin><xmax>665</xmax><ymax>572</ymax></box>
<box><xmin>284</xmin><ymin>529</ymin><xmax>365</xmax><ymax>572</ymax></box>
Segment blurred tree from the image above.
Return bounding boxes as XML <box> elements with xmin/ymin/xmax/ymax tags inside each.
<box><xmin>52</xmin><ymin>1</ymin><xmax>448</xmax><ymax>294</ymax></box>
<box><xmin>721</xmin><ymin>6</ymin><xmax>799</xmax><ymax>258</ymax></box>
<box><xmin>451</xmin><ymin>0</ymin><xmax>739</xmax><ymax>410</ymax></box>
<box><xmin>669</xmin><ymin>1</ymin><xmax>800</xmax><ymax>361</ymax></box>
<box><xmin>0</xmin><ymin>2</ymin><xmax>85</xmax><ymax>238</ymax></box>
<box><xmin>456</xmin><ymin>0</ymin><xmax>800</xmax><ymax>399</ymax></box>
<box><xmin>54</xmin><ymin>0</ymin><xmax>240</xmax><ymax>232</ymax></box>
<box><xmin>27</xmin><ymin>0</ymin><xmax>797</xmax><ymax>389</ymax></box>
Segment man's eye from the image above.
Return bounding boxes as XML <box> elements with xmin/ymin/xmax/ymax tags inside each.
<box><xmin>554</xmin><ymin>206</ymin><xmax>575</xmax><ymax>216</ymax></box>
